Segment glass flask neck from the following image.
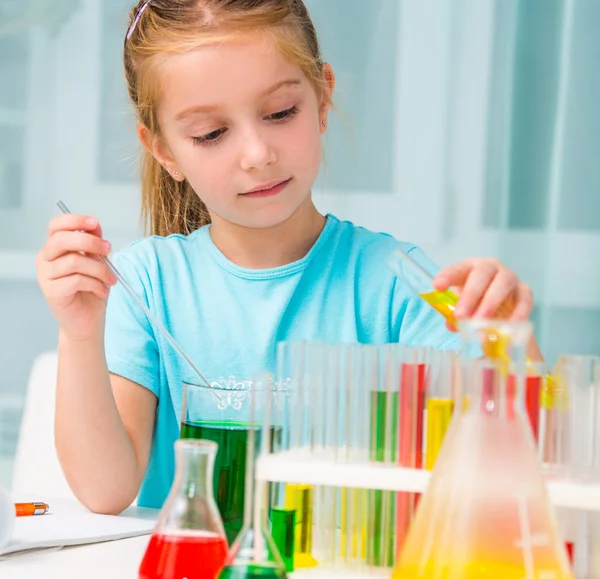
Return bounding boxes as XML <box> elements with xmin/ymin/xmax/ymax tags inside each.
<box><xmin>156</xmin><ymin>439</ymin><xmax>225</xmax><ymax>537</ymax></box>
<box><xmin>459</xmin><ymin>319</ymin><xmax>532</xmax><ymax>365</ymax></box>
<box><xmin>462</xmin><ymin>360</ymin><xmax>528</xmax><ymax>420</ymax></box>
<box><xmin>174</xmin><ymin>440</ymin><xmax>215</xmax><ymax>498</ymax></box>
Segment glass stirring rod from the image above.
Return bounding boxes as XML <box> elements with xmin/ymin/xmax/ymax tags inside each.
<box><xmin>56</xmin><ymin>200</ymin><xmax>214</xmax><ymax>391</ymax></box>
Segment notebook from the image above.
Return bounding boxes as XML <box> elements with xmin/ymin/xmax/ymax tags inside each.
<box><xmin>0</xmin><ymin>497</ymin><xmax>158</xmax><ymax>558</ymax></box>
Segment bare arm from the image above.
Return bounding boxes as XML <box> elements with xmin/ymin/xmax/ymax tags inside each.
<box><xmin>55</xmin><ymin>329</ymin><xmax>157</xmax><ymax>515</ymax></box>
<box><xmin>37</xmin><ymin>214</ymin><xmax>157</xmax><ymax>515</ymax></box>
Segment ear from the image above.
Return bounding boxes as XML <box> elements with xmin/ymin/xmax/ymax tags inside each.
<box><xmin>137</xmin><ymin>123</ymin><xmax>185</xmax><ymax>181</ymax></box>
<box><xmin>319</xmin><ymin>63</ymin><xmax>336</xmax><ymax>133</ymax></box>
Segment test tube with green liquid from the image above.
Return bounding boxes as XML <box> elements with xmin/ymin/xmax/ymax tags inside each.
<box><xmin>270</xmin><ymin>500</ymin><xmax>295</xmax><ymax>574</ymax></box>
<box><xmin>367</xmin><ymin>345</ymin><xmax>399</xmax><ymax>568</ymax></box>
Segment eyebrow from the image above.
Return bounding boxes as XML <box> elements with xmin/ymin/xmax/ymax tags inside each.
<box><xmin>174</xmin><ymin>78</ymin><xmax>302</xmax><ymax>121</ymax></box>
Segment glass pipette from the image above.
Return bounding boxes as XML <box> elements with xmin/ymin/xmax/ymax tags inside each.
<box><xmin>56</xmin><ymin>200</ymin><xmax>214</xmax><ymax>392</ymax></box>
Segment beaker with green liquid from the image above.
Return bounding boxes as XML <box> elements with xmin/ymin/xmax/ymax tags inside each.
<box><xmin>181</xmin><ymin>376</ymin><xmax>283</xmax><ymax>546</ymax></box>
<box><xmin>392</xmin><ymin>320</ymin><xmax>573</xmax><ymax>579</ymax></box>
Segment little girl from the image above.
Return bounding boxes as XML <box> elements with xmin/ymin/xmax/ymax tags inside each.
<box><xmin>36</xmin><ymin>0</ymin><xmax>536</xmax><ymax>515</ymax></box>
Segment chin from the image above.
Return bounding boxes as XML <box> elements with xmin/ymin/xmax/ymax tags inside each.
<box><xmin>231</xmin><ymin>195</ymin><xmax>311</xmax><ymax>229</ymax></box>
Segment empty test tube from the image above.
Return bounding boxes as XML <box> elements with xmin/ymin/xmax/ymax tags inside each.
<box><xmin>550</xmin><ymin>355</ymin><xmax>600</xmax><ymax>479</ymax></box>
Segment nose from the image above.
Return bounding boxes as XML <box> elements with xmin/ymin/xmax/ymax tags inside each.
<box><xmin>239</xmin><ymin>126</ymin><xmax>277</xmax><ymax>172</ymax></box>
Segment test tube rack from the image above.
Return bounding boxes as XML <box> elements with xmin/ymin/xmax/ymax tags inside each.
<box><xmin>256</xmin><ymin>342</ymin><xmax>600</xmax><ymax>578</ymax></box>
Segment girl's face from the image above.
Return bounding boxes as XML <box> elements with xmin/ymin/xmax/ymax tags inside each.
<box><xmin>147</xmin><ymin>36</ymin><xmax>332</xmax><ymax>229</ymax></box>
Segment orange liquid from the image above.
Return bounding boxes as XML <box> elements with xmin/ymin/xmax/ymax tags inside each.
<box><xmin>392</xmin><ymin>560</ymin><xmax>572</xmax><ymax>578</ymax></box>
<box><xmin>420</xmin><ymin>290</ymin><xmax>458</xmax><ymax>327</ymax></box>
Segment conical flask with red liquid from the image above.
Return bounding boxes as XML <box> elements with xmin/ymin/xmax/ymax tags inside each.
<box><xmin>392</xmin><ymin>320</ymin><xmax>573</xmax><ymax>579</ymax></box>
<box><xmin>139</xmin><ymin>439</ymin><xmax>228</xmax><ymax>579</ymax></box>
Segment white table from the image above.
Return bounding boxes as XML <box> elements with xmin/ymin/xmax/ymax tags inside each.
<box><xmin>0</xmin><ymin>535</ymin><xmax>151</xmax><ymax>579</ymax></box>
<box><xmin>0</xmin><ymin>534</ymin><xmax>379</xmax><ymax>579</ymax></box>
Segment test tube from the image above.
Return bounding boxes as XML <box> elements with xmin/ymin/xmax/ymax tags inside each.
<box><xmin>306</xmin><ymin>342</ymin><xmax>325</xmax><ymax>457</ymax></box>
<box><xmin>270</xmin><ymin>500</ymin><xmax>295</xmax><ymax>573</ymax></box>
<box><xmin>340</xmin><ymin>344</ymin><xmax>369</xmax><ymax>566</ymax></box>
<box><xmin>271</xmin><ymin>344</ymin><xmax>298</xmax><ymax>572</ymax></box>
<box><xmin>424</xmin><ymin>349</ymin><xmax>457</xmax><ymax>470</ymax></box>
<box><xmin>556</xmin><ymin>508</ymin><xmax>575</xmax><ymax>569</ymax></box>
<box><xmin>539</xmin><ymin>363</ymin><xmax>570</xmax><ymax>476</ymax></box>
<box><xmin>311</xmin><ymin>345</ymin><xmax>343</xmax><ymax>570</ymax></box>
<box><xmin>395</xmin><ymin>346</ymin><xmax>424</xmax><ymax>557</ymax></box>
<box><xmin>387</xmin><ymin>249</ymin><xmax>458</xmax><ymax>327</ymax></box>
<box><xmin>524</xmin><ymin>362</ymin><xmax>544</xmax><ymax>442</ymax></box>
<box><xmin>553</xmin><ymin>355</ymin><xmax>600</xmax><ymax>480</ymax></box>
<box><xmin>275</xmin><ymin>342</ymin><xmax>321</xmax><ymax>569</ymax></box>
<box><xmin>367</xmin><ymin>344</ymin><xmax>399</xmax><ymax>568</ymax></box>
<box><xmin>558</xmin><ymin>508</ymin><xmax>600</xmax><ymax>578</ymax></box>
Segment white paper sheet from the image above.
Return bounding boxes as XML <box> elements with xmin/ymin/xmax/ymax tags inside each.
<box><xmin>0</xmin><ymin>497</ymin><xmax>157</xmax><ymax>558</ymax></box>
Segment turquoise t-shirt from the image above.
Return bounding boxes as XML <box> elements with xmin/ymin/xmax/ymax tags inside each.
<box><xmin>104</xmin><ymin>214</ymin><xmax>459</xmax><ymax>508</ymax></box>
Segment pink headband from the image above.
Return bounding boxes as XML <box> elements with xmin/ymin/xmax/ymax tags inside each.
<box><xmin>126</xmin><ymin>0</ymin><xmax>153</xmax><ymax>41</ymax></box>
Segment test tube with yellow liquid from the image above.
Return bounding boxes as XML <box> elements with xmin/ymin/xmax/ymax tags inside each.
<box><xmin>424</xmin><ymin>350</ymin><xmax>457</xmax><ymax>470</ymax></box>
<box><xmin>387</xmin><ymin>250</ymin><xmax>554</xmax><ymax>389</ymax></box>
<box><xmin>392</xmin><ymin>321</ymin><xmax>573</xmax><ymax>579</ymax></box>
<box><xmin>387</xmin><ymin>249</ymin><xmax>459</xmax><ymax>328</ymax></box>
<box><xmin>284</xmin><ymin>484</ymin><xmax>318</xmax><ymax>568</ymax></box>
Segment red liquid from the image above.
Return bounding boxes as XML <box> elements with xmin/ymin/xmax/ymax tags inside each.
<box><xmin>139</xmin><ymin>532</ymin><xmax>228</xmax><ymax>579</ymax></box>
<box><xmin>565</xmin><ymin>541</ymin><xmax>574</xmax><ymax>564</ymax></box>
<box><xmin>505</xmin><ymin>374</ymin><xmax>541</xmax><ymax>439</ymax></box>
<box><xmin>396</xmin><ymin>363</ymin><xmax>426</xmax><ymax>556</ymax></box>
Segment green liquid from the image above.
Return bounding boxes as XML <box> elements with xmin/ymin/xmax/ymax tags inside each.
<box><xmin>218</xmin><ymin>563</ymin><xmax>287</xmax><ymax>579</ymax></box>
<box><xmin>270</xmin><ymin>508</ymin><xmax>295</xmax><ymax>572</ymax></box>
<box><xmin>368</xmin><ymin>391</ymin><xmax>398</xmax><ymax>568</ymax></box>
<box><xmin>180</xmin><ymin>420</ymin><xmax>280</xmax><ymax>545</ymax></box>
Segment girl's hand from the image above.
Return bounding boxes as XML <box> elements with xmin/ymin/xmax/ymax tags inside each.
<box><xmin>36</xmin><ymin>214</ymin><xmax>118</xmax><ymax>340</ymax></box>
<box><xmin>433</xmin><ymin>257</ymin><xmax>534</xmax><ymax>332</ymax></box>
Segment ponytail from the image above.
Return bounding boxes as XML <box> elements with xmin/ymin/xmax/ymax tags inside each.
<box><xmin>139</xmin><ymin>148</ymin><xmax>210</xmax><ymax>237</ymax></box>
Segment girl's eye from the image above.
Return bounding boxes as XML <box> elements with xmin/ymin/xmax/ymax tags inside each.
<box><xmin>192</xmin><ymin>127</ymin><xmax>227</xmax><ymax>146</ymax></box>
<box><xmin>266</xmin><ymin>106</ymin><xmax>299</xmax><ymax>122</ymax></box>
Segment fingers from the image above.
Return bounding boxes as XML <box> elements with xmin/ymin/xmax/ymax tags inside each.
<box><xmin>40</xmin><ymin>230</ymin><xmax>111</xmax><ymax>262</ymax></box>
<box><xmin>509</xmin><ymin>283</ymin><xmax>534</xmax><ymax>321</ymax></box>
<box><xmin>472</xmin><ymin>270</ymin><xmax>519</xmax><ymax>319</ymax></box>
<box><xmin>434</xmin><ymin>259</ymin><xmax>476</xmax><ymax>291</ymax></box>
<box><xmin>48</xmin><ymin>214</ymin><xmax>103</xmax><ymax>237</ymax></box>
<box><xmin>446</xmin><ymin>320</ymin><xmax>458</xmax><ymax>333</ymax></box>
<box><xmin>453</xmin><ymin>261</ymin><xmax>498</xmax><ymax>318</ymax></box>
<box><xmin>46</xmin><ymin>253</ymin><xmax>117</xmax><ymax>287</ymax></box>
<box><xmin>46</xmin><ymin>274</ymin><xmax>111</xmax><ymax>302</ymax></box>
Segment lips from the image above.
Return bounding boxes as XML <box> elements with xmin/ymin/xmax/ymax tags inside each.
<box><xmin>241</xmin><ymin>178</ymin><xmax>291</xmax><ymax>198</ymax></box>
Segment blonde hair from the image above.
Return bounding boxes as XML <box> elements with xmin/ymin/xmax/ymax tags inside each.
<box><xmin>123</xmin><ymin>0</ymin><xmax>330</xmax><ymax>237</ymax></box>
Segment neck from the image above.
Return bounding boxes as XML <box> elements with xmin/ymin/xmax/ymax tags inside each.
<box><xmin>208</xmin><ymin>198</ymin><xmax>327</xmax><ymax>269</ymax></box>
